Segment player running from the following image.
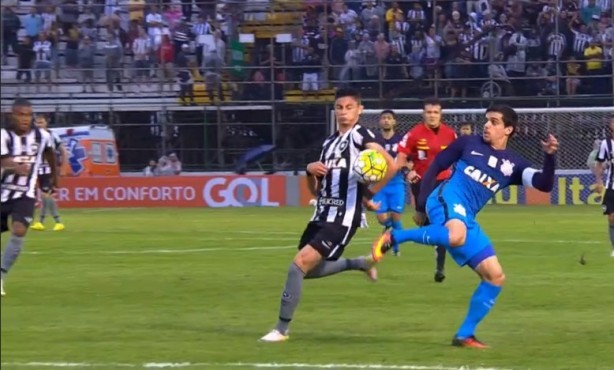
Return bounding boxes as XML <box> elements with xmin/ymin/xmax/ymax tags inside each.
<box><xmin>30</xmin><ymin>114</ymin><xmax>66</xmax><ymax>231</ymax></box>
<box><xmin>373</xmin><ymin>110</ymin><xmax>406</xmax><ymax>255</ymax></box>
<box><xmin>260</xmin><ymin>89</ymin><xmax>397</xmax><ymax>342</ymax></box>
<box><xmin>373</xmin><ymin>105</ymin><xmax>558</xmax><ymax>348</ymax></box>
<box><xmin>1</xmin><ymin>98</ymin><xmax>58</xmax><ymax>296</ymax></box>
<box><xmin>396</xmin><ymin>98</ymin><xmax>457</xmax><ymax>282</ymax></box>
<box><xmin>593</xmin><ymin>116</ymin><xmax>614</xmax><ymax>257</ymax></box>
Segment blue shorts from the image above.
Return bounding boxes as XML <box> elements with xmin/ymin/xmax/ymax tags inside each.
<box><xmin>373</xmin><ymin>182</ymin><xmax>406</xmax><ymax>215</ymax></box>
<box><xmin>426</xmin><ymin>194</ymin><xmax>493</xmax><ymax>267</ymax></box>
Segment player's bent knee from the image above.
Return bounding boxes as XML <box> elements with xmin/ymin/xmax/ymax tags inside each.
<box><xmin>294</xmin><ymin>245</ymin><xmax>323</xmax><ymax>273</ymax></box>
<box><xmin>475</xmin><ymin>256</ymin><xmax>506</xmax><ymax>286</ymax></box>
<box><xmin>445</xmin><ymin>220</ymin><xmax>467</xmax><ymax>247</ymax></box>
<box><xmin>11</xmin><ymin>222</ymin><xmax>28</xmax><ymax>237</ymax></box>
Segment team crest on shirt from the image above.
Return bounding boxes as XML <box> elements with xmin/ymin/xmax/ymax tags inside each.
<box><xmin>338</xmin><ymin>140</ymin><xmax>348</xmax><ymax>152</ymax></box>
<box><xmin>29</xmin><ymin>142</ymin><xmax>39</xmax><ymax>156</ymax></box>
<box><xmin>500</xmin><ymin>159</ymin><xmax>515</xmax><ymax>177</ymax></box>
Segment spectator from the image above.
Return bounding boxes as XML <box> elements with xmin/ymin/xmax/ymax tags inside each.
<box><xmin>203</xmin><ymin>49</ymin><xmax>224</xmax><ymax>103</ymax></box>
<box><xmin>132</xmin><ymin>27</ymin><xmax>151</xmax><ymax>89</ymax></box>
<box><xmin>2</xmin><ymin>7</ymin><xmax>21</xmax><ymax>65</ymax></box>
<box><xmin>16</xmin><ymin>37</ymin><xmax>35</xmax><ymax>93</ymax></box>
<box><xmin>176</xmin><ymin>44</ymin><xmax>195</xmax><ymax>105</ymax></box>
<box><xmin>79</xmin><ymin>36</ymin><xmax>96</xmax><ymax>93</ymax></box>
<box><xmin>143</xmin><ymin>160</ymin><xmax>160</xmax><ymax>176</ymax></box>
<box><xmin>158</xmin><ymin>34</ymin><xmax>175</xmax><ymax>91</ymax></box>
<box><xmin>159</xmin><ymin>153</ymin><xmax>182</xmax><ymax>175</ymax></box>
<box><xmin>33</xmin><ymin>32</ymin><xmax>53</xmax><ymax>92</ymax></box>
<box><xmin>23</xmin><ymin>7</ymin><xmax>43</xmax><ymax>39</ymax></box>
<box><xmin>104</xmin><ymin>32</ymin><xmax>123</xmax><ymax>92</ymax></box>
<box><xmin>300</xmin><ymin>47</ymin><xmax>322</xmax><ymax>98</ymax></box>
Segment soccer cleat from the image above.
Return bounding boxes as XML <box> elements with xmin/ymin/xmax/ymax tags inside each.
<box><xmin>1</xmin><ymin>280</ymin><xmax>5</xmax><ymax>297</ymax></box>
<box><xmin>53</xmin><ymin>223</ymin><xmax>65</xmax><ymax>231</ymax></box>
<box><xmin>452</xmin><ymin>336</ymin><xmax>489</xmax><ymax>349</ymax></box>
<box><xmin>363</xmin><ymin>256</ymin><xmax>378</xmax><ymax>282</ymax></box>
<box><xmin>372</xmin><ymin>231</ymin><xmax>392</xmax><ymax>263</ymax></box>
<box><xmin>259</xmin><ymin>329</ymin><xmax>289</xmax><ymax>342</ymax></box>
<box><xmin>434</xmin><ymin>270</ymin><xmax>446</xmax><ymax>283</ymax></box>
<box><xmin>30</xmin><ymin>222</ymin><xmax>45</xmax><ymax>231</ymax></box>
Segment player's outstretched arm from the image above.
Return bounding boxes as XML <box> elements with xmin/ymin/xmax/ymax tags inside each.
<box><xmin>416</xmin><ymin>136</ymin><xmax>467</xmax><ymax>211</ymax></box>
<box><xmin>520</xmin><ymin>134</ymin><xmax>558</xmax><ymax>192</ymax></box>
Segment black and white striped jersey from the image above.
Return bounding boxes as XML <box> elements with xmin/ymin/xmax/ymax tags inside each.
<box><xmin>38</xmin><ymin>130</ymin><xmax>63</xmax><ymax>175</ymax></box>
<box><xmin>596</xmin><ymin>138</ymin><xmax>614</xmax><ymax>190</ymax></box>
<box><xmin>311</xmin><ymin>124</ymin><xmax>377</xmax><ymax>228</ymax></box>
<box><xmin>0</xmin><ymin>127</ymin><xmax>52</xmax><ymax>202</ymax></box>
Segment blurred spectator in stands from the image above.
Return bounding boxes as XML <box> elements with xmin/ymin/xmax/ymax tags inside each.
<box><xmin>383</xmin><ymin>44</ymin><xmax>407</xmax><ymax>98</ymax></box>
<box><xmin>159</xmin><ymin>34</ymin><xmax>175</xmax><ymax>91</ymax></box>
<box><xmin>64</xmin><ymin>24</ymin><xmax>80</xmax><ymax>75</ymax></box>
<box><xmin>408</xmin><ymin>44</ymin><xmax>425</xmax><ymax>82</ymax></box>
<box><xmin>580</xmin><ymin>0</ymin><xmax>603</xmax><ymax>25</ymax></box>
<box><xmin>385</xmin><ymin>2</ymin><xmax>403</xmax><ymax>36</ymax></box>
<box><xmin>129</xmin><ymin>0</ymin><xmax>146</xmax><ymax>24</ymax></box>
<box><xmin>488</xmin><ymin>52</ymin><xmax>513</xmax><ymax>96</ymax></box>
<box><xmin>33</xmin><ymin>32</ymin><xmax>53</xmax><ymax>92</ymax></box>
<box><xmin>460</xmin><ymin>122</ymin><xmax>473</xmax><ymax>136</ymax></box>
<box><xmin>80</xmin><ymin>18</ymin><xmax>98</xmax><ymax>43</ymax></box>
<box><xmin>132</xmin><ymin>27</ymin><xmax>151</xmax><ymax>90</ymax></box>
<box><xmin>565</xmin><ymin>56</ymin><xmax>582</xmax><ymax>95</ymax></box>
<box><xmin>42</xmin><ymin>5</ymin><xmax>57</xmax><ymax>33</ymax></box>
<box><xmin>163</xmin><ymin>3</ymin><xmax>183</xmax><ymax>31</ymax></box>
<box><xmin>358</xmin><ymin>32</ymin><xmax>377</xmax><ymax>80</ymax></box>
<box><xmin>173</xmin><ymin>19</ymin><xmax>192</xmax><ymax>58</ymax></box>
<box><xmin>2</xmin><ymin>7</ymin><xmax>21</xmax><ymax>65</ymax></box>
<box><xmin>506</xmin><ymin>29</ymin><xmax>528</xmax><ymax>96</ymax></box>
<box><xmin>78</xmin><ymin>6</ymin><xmax>98</xmax><ymax>25</ymax></box>
<box><xmin>79</xmin><ymin>35</ymin><xmax>96</xmax><ymax>93</ymax></box>
<box><xmin>146</xmin><ymin>5</ymin><xmax>163</xmax><ymax>44</ymax></box>
<box><xmin>60</xmin><ymin>0</ymin><xmax>80</xmax><ymax>34</ymax></box>
<box><xmin>104</xmin><ymin>32</ymin><xmax>123</xmax><ymax>92</ymax></box>
<box><xmin>176</xmin><ymin>44</ymin><xmax>195</xmax><ymax>105</ymax></box>
<box><xmin>143</xmin><ymin>160</ymin><xmax>160</xmax><ymax>177</ymax></box>
<box><xmin>193</xmin><ymin>14</ymin><xmax>213</xmax><ymax>69</ymax></box>
<box><xmin>300</xmin><ymin>47</ymin><xmax>322</xmax><ymax>98</ymax></box>
<box><xmin>329</xmin><ymin>28</ymin><xmax>348</xmax><ymax>81</ymax></box>
<box><xmin>584</xmin><ymin>38</ymin><xmax>605</xmax><ymax>93</ymax></box>
<box><xmin>23</xmin><ymin>7</ymin><xmax>43</xmax><ymax>40</ymax></box>
<box><xmin>204</xmin><ymin>49</ymin><xmax>224</xmax><ymax>103</ymax></box>
<box><xmin>16</xmin><ymin>37</ymin><xmax>34</xmax><ymax>94</ymax></box>
<box><xmin>341</xmin><ymin>40</ymin><xmax>362</xmax><ymax>86</ymax></box>
<box><xmin>407</xmin><ymin>2</ymin><xmax>426</xmax><ymax>33</ymax></box>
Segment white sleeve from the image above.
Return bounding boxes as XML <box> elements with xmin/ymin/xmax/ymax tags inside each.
<box><xmin>0</xmin><ymin>129</ymin><xmax>9</xmax><ymax>157</ymax></box>
<box><xmin>596</xmin><ymin>139</ymin><xmax>608</xmax><ymax>162</ymax></box>
<box><xmin>521</xmin><ymin>167</ymin><xmax>539</xmax><ymax>188</ymax></box>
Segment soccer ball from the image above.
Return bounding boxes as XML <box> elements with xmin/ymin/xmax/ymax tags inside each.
<box><xmin>353</xmin><ymin>149</ymin><xmax>388</xmax><ymax>183</ymax></box>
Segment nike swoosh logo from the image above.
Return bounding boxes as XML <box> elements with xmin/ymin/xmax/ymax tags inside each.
<box><xmin>471</xmin><ymin>151</ymin><xmax>483</xmax><ymax>156</ymax></box>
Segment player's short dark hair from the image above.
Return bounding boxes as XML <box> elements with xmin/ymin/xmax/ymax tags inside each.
<box><xmin>460</xmin><ymin>121</ymin><xmax>472</xmax><ymax>127</ymax></box>
<box><xmin>380</xmin><ymin>109</ymin><xmax>396</xmax><ymax>118</ymax></box>
<box><xmin>12</xmin><ymin>98</ymin><xmax>32</xmax><ymax>109</ymax></box>
<box><xmin>486</xmin><ymin>105</ymin><xmax>518</xmax><ymax>136</ymax></box>
<box><xmin>334</xmin><ymin>88</ymin><xmax>362</xmax><ymax>104</ymax></box>
<box><xmin>422</xmin><ymin>97</ymin><xmax>442</xmax><ymax>108</ymax></box>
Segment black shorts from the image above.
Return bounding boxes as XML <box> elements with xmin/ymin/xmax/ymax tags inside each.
<box><xmin>1</xmin><ymin>197</ymin><xmax>36</xmax><ymax>233</ymax></box>
<box><xmin>602</xmin><ymin>189</ymin><xmax>614</xmax><ymax>215</ymax></box>
<box><xmin>298</xmin><ymin>221</ymin><xmax>358</xmax><ymax>261</ymax></box>
<box><xmin>38</xmin><ymin>173</ymin><xmax>54</xmax><ymax>193</ymax></box>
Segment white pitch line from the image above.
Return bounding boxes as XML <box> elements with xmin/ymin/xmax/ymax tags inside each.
<box><xmin>0</xmin><ymin>362</ymin><xmax>514</xmax><ymax>370</ymax></box>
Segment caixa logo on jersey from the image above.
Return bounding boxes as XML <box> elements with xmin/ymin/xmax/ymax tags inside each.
<box><xmin>202</xmin><ymin>177</ymin><xmax>280</xmax><ymax>207</ymax></box>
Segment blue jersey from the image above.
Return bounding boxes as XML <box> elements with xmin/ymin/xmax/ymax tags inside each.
<box><xmin>376</xmin><ymin>132</ymin><xmax>404</xmax><ymax>185</ymax></box>
<box><xmin>431</xmin><ymin>135</ymin><xmax>535</xmax><ymax>216</ymax></box>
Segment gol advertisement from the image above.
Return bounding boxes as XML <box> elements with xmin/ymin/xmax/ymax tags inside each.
<box><xmin>55</xmin><ymin>172</ymin><xmax>601</xmax><ymax>208</ymax></box>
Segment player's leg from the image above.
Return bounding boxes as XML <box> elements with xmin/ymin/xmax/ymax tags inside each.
<box><xmin>1</xmin><ymin>198</ymin><xmax>35</xmax><ymax>296</ymax></box>
<box><xmin>373</xmin><ymin>189</ymin><xmax>392</xmax><ymax>230</ymax></box>
<box><xmin>604</xmin><ymin>190</ymin><xmax>614</xmax><ymax>257</ymax></box>
<box><xmin>0</xmin><ymin>208</ymin><xmax>9</xmax><ymax>296</ymax></box>
<box><xmin>452</xmin><ymin>243</ymin><xmax>504</xmax><ymax>349</ymax></box>
<box><xmin>31</xmin><ymin>176</ymin><xmax>48</xmax><ymax>231</ymax></box>
<box><xmin>261</xmin><ymin>223</ymin><xmax>374</xmax><ymax>342</ymax></box>
<box><xmin>388</xmin><ymin>183</ymin><xmax>407</xmax><ymax>256</ymax></box>
<box><xmin>41</xmin><ymin>174</ymin><xmax>64</xmax><ymax>231</ymax></box>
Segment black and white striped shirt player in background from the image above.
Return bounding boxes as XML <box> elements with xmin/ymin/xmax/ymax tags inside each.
<box><xmin>260</xmin><ymin>89</ymin><xmax>398</xmax><ymax>342</ymax></box>
<box><xmin>1</xmin><ymin>98</ymin><xmax>58</xmax><ymax>297</ymax></box>
<box><xmin>593</xmin><ymin>116</ymin><xmax>614</xmax><ymax>258</ymax></box>
<box><xmin>30</xmin><ymin>114</ymin><xmax>67</xmax><ymax>232</ymax></box>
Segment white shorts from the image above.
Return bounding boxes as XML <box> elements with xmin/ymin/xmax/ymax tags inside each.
<box><xmin>302</xmin><ymin>72</ymin><xmax>319</xmax><ymax>91</ymax></box>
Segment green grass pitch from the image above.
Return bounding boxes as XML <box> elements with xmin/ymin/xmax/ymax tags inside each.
<box><xmin>1</xmin><ymin>206</ymin><xmax>613</xmax><ymax>370</ymax></box>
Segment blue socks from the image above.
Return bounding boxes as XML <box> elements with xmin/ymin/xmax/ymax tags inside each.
<box><xmin>456</xmin><ymin>281</ymin><xmax>502</xmax><ymax>339</ymax></box>
<box><xmin>390</xmin><ymin>219</ymin><xmax>402</xmax><ymax>253</ymax></box>
<box><xmin>378</xmin><ymin>217</ymin><xmax>393</xmax><ymax>229</ymax></box>
<box><xmin>391</xmin><ymin>224</ymin><xmax>451</xmax><ymax>248</ymax></box>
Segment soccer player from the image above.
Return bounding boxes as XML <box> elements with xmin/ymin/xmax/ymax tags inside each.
<box><xmin>31</xmin><ymin>114</ymin><xmax>66</xmax><ymax>231</ymax></box>
<box><xmin>373</xmin><ymin>105</ymin><xmax>558</xmax><ymax>348</ymax></box>
<box><xmin>593</xmin><ymin>116</ymin><xmax>614</xmax><ymax>257</ymax></box>
<box><xmin>1</xmin><ymin>99</ymin><xmax>58</xmax><ymax>296</ymax></box>
<box><xmin>373</xmin><ymin>110</ymin><xmax>406</xmax><ymax>255</ymax></box>
<box><xmin>260</xmin><ymin>89</ymin><xmax>397</xmax><ymax>342</ymax></box>
<box><xmin>396</xmin><ymin>98</ymin><xmax>457</xmax><ymax>282</ymax></box>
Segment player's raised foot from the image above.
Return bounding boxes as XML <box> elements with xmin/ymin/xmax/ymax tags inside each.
<box><xmin>1</xmin><ymin>280</ymin><xmax>5</xmax><ymax>297</ymax></box>
<box><xmin>451</xmin><ymin>336</ymin><xmax>489</xmax><ymax>349</ymax></box>
<box><xmin>434</xmin><ymin>270</ymin><xmax>446</xmax><ymax>283</ymax></box>
<box><xmin>372</xmin><ymin>231</ymin><xmax>392</xmax><ymax>262</ymax></box>
<box><xmin>30</xmin><ymin>222</ymin><xmax>45</xmax><ymax>231</ymax></box>
<box><xmin>53</xmin><ymin>223</ymin><xmax>65</xmax><ymax>231</ymax></box>
<box><xmin>363</xmin><ymin>256</ymin><xmax>378</xmax><ymax>282</ymax></box>
<box><xmin>259</xmin><ymin>329</ymin><xmax>289</xmax><ymax>342</ymax></box>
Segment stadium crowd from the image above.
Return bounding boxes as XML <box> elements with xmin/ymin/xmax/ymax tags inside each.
<box><xmin>1</xmin><ymin>0</ymin><xmax>612</xmax><ymax>99</ymax></box>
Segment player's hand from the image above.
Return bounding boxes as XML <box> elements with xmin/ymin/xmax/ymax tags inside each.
<box><xmin>541</xmin><ymin>134</ymin><xmax>559</xmax><ymax>155</ymax></box>
<box><xmin>14</xmin><ymin>163</ymin><xmax>30</xmax><ymax>176</ymax></box>
<box><xmin>307</xmin><ymin>161</ymin><xmax>328</xmax><ymax>176</ymax></box>
<box><xmin>413</xmin><ymin>212</ymin><xmax>427</xmax><ymax>226</ymax></box>
<box><xmin>364</xmin><ymin>200</ymin><xmax>381</xmax><ymax>212</ymax></box>
<box><xmin>594</xmin><ymin>182</ymin><xmax>604</xmax><ymax>194</ymax></box>
<box><xmin>406</xmin><ymin>170</ymin><xmax>421</xmax><ymax>184</ymax></box>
